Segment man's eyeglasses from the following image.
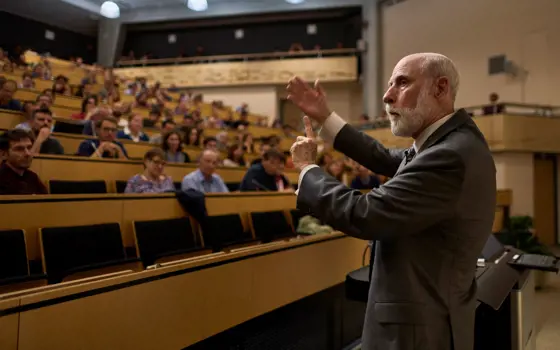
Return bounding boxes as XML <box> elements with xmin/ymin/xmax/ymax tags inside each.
<box><xmin>101</xmin><ymin>127</ymin><xmax>118</xmax><ymax>133</ymax></box>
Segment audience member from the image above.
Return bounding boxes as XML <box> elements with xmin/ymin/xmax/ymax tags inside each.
<box><xmin>250</xmin><ymin>141</ymin><xmax>272</xmax><ymax>166</ymax></box>
<box><xmin>215</xmin><ymin>131</ymin><xmax>229</xmax><ymax>152</ymax></box>
<box><xmin>19</xmin><ymin>72</ymin><xmax>35</xmax><ymax>89</ymax></box>
<box><xmin>185</xmin><ymin>127</ymin><xmax>201</xmax><ymax>147</ymax></box>
<box><xmin>52</xmin><ymin>75</ymin><xmax>70</xmax><ymax>96</ymax></box>
<box><xmin>77</xmin><ymin>116</ymin><xmax>128</xmax><ymax>159</ymax></box>
<box><xmin>0</xmin><ymin>79</ymin><xmax>21</xmax><ymax>111</ymax></box>
<box><xmin>483</xmin><ymin>92</ymin><xmax>505</xmax><ymax>115</ymax></box>
<box><xmin>241</xmin><ymin>133</ymin><xmax>255</xmax><ymax>153</ymax></box>
<box><xmin>150</xmin><ymin>119</ymin><xmax>176</xmax><ymax>144</ymax></box>
<box><xmin>124</xmin><ymin>148</ymin><xmax>175</xmax><ymax>193</ymax></box>
<box><xmin>162</xmin><ymin>131</ymin><xmax>190</xmax><ymax>163</ymax></box>
<box><xmin>18</xmin><ymin>108</ymin><xmax>64</xmax><ymax>155</ymax></box>
<box><xmin>181</xmin><ymin>149</ymin><xmax>229</xmax><ymax>193</ymax></box>
<box><xmin>350</xmin><ymin>165</ymin><xmax>381</xmax><ymax>190</ymax></box>
<box><xmin>239</xmin><ymin>149</ymin><xmax>290</xmax><ymax>191</ymax></box>
<box><xmin>71</xmin><ymin>96</ymin><xmax>98</xmax><ymax>120</ymax></box>
<box><xmin>232</xmin><ymin>111</ymin><xmax>250</xmax><ymax>130</ymax></box>
<box><xmin>117</xmin><ymin>114</ymin><xmax>149</xmax><ymax>142</ymax></box>
<box><xmin>143</xmin><ymin>110</ymin><xmax>160</xmax><ymax>128</ymax></box>
<box><xmin>203</xmin><ymin>136</ymin><xmax>218</xmax><ymax>151</ymax></box>
<box><xmin>0</xmin><ymin>129</ymin><xmax>47</xmax><ymax>195</ymax></box>
<box><xmin>223</xmin><ymin>144</ymin><xmax>246</xmax><ymax>168</ymax></box>
<box><xmin>325</xmin><ymin>158</ymin><xmax>345</xmax><ymax>182</ymax></box>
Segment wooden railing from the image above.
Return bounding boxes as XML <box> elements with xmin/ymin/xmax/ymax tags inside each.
<box><xmin>116</xmin><ymin>48</ymin><xmax>362</xmax><ymax>67</ymax></box>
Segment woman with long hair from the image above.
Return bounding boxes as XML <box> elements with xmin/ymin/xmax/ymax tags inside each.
<box><xmin>223</xmin><ymin>144</ymin><xmax>246</xmax><ymax>167</ymax></box>
<box><xmin>161</xmin><ymin>131</ymin><xmax>190</xmax><ymax>163</ymax></box>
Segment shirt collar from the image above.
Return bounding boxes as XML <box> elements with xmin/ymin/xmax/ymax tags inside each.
<box><xmin>413</xmin><ymin>112</ymin><xmax>454</xmax><ymax>153</ymax></box>
<box><xmin>194</xmin><ymin>169</ymin><xmax>215</xmax><ymax>183</ymax></box>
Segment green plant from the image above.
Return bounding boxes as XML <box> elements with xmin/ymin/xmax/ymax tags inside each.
<box><xmin>495</xmin><ymin>215</ymin><xmax>552</xmax><ymax>255</ymax></box>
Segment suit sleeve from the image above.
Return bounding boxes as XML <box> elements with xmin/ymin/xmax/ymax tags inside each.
<box><xmin>320</xmin><ymin>112</ymin><xmax>405</xmax><ymax>178</ymax></box>
<box><xmin>239</xmin><ymin>170</ymin><xmax>256</xmax><ymax>191</ymax></box>
<box><xmin>297</xmin><ymin>148</ymin><xmax>465</xmax><ymax>241</ymax></box>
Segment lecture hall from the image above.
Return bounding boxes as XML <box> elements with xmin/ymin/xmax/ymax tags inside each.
<box><xmin>0</xmin><ymin>0</ymin><xmax>559</xmax><ymax>349</ymax></box>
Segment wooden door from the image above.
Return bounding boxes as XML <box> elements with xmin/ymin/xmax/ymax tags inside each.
<box><xmin>533</xmin><ymin>154</ymin><xmax>556</xmax><ymax>245</ymax></box>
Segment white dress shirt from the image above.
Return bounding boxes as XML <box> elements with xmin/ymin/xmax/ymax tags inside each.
<box><xmin>296</xmin><ymin>111</ymin><xmax>454</xmax><ymax>195</ymax></box>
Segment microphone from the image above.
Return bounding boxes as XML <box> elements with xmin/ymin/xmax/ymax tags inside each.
<box><xmin>252</xmin><ymin>179</ymin><xmax>271</xmax><ymax>192</ymax></box>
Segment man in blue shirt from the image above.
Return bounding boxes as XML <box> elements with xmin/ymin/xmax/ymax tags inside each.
<box><xmin>182</xmin><ymin>149</ymin><xmax>229</xmax><ymax>193</ymax></box>
<box><xmin>76</xmin><ymin>116</ymin><xmax>128</xmax><ymax>159</ymax></box>
<box><xmin>0</xmin><ymin>79</ymin><xmax>22</xmax><ymax>112</ymax></box>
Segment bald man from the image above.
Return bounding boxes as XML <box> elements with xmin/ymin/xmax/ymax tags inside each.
<box><xmin>288</xmin><ymin>53</ymin><xmax>496</xmax><ymax>350</ymax></box>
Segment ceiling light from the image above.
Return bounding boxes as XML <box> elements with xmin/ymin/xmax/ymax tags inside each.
<box><xmin>100</xmin><ymin>1</ymin><xmax>120</xmax><ymax>19</ymax></box>
<box><xmin>187</xmin><ymin>0</ymin><xmax>208</xmax><ymax>11</ymax></box>
<box><xmin>285</xmin><ymin>0</ymin><xmax>305</xmax><ymax>4</ymax></box>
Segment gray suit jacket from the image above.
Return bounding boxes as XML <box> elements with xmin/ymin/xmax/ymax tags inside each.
<box><xmin>297</xmin><ymin>109</ymin><xmax>496</xmax><ymax>350</ymax></box>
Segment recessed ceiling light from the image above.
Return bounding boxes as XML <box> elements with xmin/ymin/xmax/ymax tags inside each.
<box><xmin>100</xmin><ymin>1</ymin><xmax>120</xmax><ymax>19</ymax></box>
<box><xmin>187</xmin><ymin>0</ymin><xmax>208</xmax><ymax>11</ymax></box>
<box><xmin>285</xmin><ymin>0</ymin><xmax>305</xmax><ymax>4</ymax></box>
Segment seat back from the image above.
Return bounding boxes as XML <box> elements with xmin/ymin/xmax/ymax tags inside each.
<box><xmin>49</xmin><ymin>180</ymin><xmax>107</xmax><ymax>194</ymax></box>
<box><xmin>203</xmin><ymin>214</ymin><xmax>250</xmax><ymax>250</ymax></box>
<box><xmin>133</xmin><ymin>217</ymin><xmax>197</xmax><ymax>267</ymax></box>
<box><xmin>251</xmin><ymin>211</ymin><xmax>295</xmax><ymax>243</ymax></box>
<box><xmin>0</xmin><ymin>229</ymin><xmax>29</xmax><ymax>279</ymax></box>
<box><xmin>290</xmin><ymin>209</ymin><xmax>304</xmax><ymax>231</ymax></box>
<box><xmin>40</xmin><ymin>223</ymin><xmax>126</xmax><ymax>281</ymax></box>
<box><xmin>53</xmin><ymin>121</ymin><xmax>85</xmax><ymax>134</ymax></box>
<box><xmin>226</xmin><ymin>183</ymin><xmax>240</xmax><ymax>192</ymax></box>
<box><xmin>116</xmin><ymin>180</ymin><xmax>128</xmax><ymax>193</ymax></box>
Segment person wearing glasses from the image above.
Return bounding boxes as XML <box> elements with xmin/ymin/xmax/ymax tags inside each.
<box><xmin>124</xmin><ymin>148</ymin><xmax>174</xmax><ymax>193</ymax></box>
<box><xmin>76</xmin><ymin>116</ymin><xmax>128</xmax><ymax>159</ymax></box>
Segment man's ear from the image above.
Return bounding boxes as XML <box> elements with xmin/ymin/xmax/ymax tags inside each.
<box><xmin>434</xmin><ymin>77</ymin><xmax>449</xmax><ymax>99</ymax></box>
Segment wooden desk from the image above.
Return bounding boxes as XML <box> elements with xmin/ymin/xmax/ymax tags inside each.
<box><xmin>0</xmin><ymin>192</ymin><xmax>297</xmax><ymax>262</ymax></box>
<box><xmin>29</xmin><ymin>155</ymin><xmax>300</xmax><ymax>186</ymax></box>
<box><xmin>15</xmin><ymin>89</ymin><xmax>83</xmax><ymax>110</ymax></box>
<box><xmin>1</xmin><ymin>232</ymin><xmax>363</xmax><ymax>350</ymax></box>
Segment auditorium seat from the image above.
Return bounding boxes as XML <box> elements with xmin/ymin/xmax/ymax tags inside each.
<box><xmin>202</xmin><ymin>214</ymin><xmax>259</xmax><ymax>251</ymax></box>
<box><xmin>39</xmin><ymin>223</ymin><xmax>141</xmax><ymax>283</ymax></box>
<box><xmin>133</xmin><ymin>217</ymin><xmax>211</xmax><ymax>267</ymax></box>
<box><xmin>53</xmin><ymin>120</ymin><xmax>85</xmax><ymax>134</ymax></box>
<box><xmin>48</xmin><ymin>180</ymin><xmax>108</xmax><ymax>194</ymax></box>
<box><xmin>116</xmin><ymin>180</ymin><xmax>128</xmax><ymax>193</ymax></box>
<box><xmin>226</xmin><ymin>183</ymin><xmax>240</xmax><ymax>192</ymax></box>
<box><xmin>250</xmin><ymin>211</ymin><xmax>296</xmax><ymax>243</ymax></box>
<box><xmin>0</xmin><ymin>229</ymin><xmax>47</xmax><ymax>294</ymax></box>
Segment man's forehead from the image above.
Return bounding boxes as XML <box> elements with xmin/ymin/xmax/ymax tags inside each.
<box><xmin>389</xmin><ymin>57</ymin><xmax>424</xmax><ymax>81</ymax></box>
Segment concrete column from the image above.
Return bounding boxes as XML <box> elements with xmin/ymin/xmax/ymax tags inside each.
<box><xmin>97</xmin><ymin>18</ymin><xmax>125</xmax><ymax>67</ymax></box>
<box><xmin>361</xmin><ymin>0</ymin><xmax>383</xmax><ymax>118</ymax></box>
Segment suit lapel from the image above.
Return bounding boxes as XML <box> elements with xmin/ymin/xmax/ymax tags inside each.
<box><xmin>417</xmin><ymin>108</ymin><xmax>471</xmax><ymax>153</ymax></box>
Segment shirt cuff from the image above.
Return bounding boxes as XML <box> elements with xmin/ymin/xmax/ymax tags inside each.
<box><xmin>318</xmin><ymin>112</ymin><xmax>347</xmax><ymax>144</ymax></box>
<box><xmin>295</xmin><ymin>164</ymin><xmax>320</xmax><ymax>196</ymax></box>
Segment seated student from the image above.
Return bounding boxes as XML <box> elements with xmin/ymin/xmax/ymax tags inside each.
<box><xmin>231</xmin><ymin>111</ymin><xmax>250</xmax><ymax>130</ymax></box>
<box><xmin>71</xmin><ymin>95</ymin><xmax>98</xmax><ymax>120</ymax></box>
<box><xmin>0</xmin><ymin>129</ymin><xmax>48</xmax><ymax>195</ymax></box>
<box><xmin>143</xmin><ymin>110</ymin><xmax>160</xmax><ymax>128</ymax></box>
<box><xmin>181</xmin><ymin>149</ymin><xmax>229</xmax><ymax>193</ymax></box>
<box><xmin>202</xmin><ymin>136</ymin><xmax>218</xmax><ymax>152</ymax></box>
<box><xmin>162</xmin><ymin>131</ymin><xmax>190</xmax><ymax>163</ymax></box>
<box><xmin>150</xmin><ymin>119</ymin><xmax>176</xmax><ymax>145</ymax></box>
<box><xmin>16</xmin><ymin>108</ymin><xmax>63</xmax><ymax>155</ymax></box>
<box><xmin>250</xmin><ymin>140</ymin><xmax>271</xmax><ymax>166</ymax></box>
<box><xmin>117</xmin><ymin>114</ymin><xmax>149</xmax><ymax>142</ymax></box>
<box><xmin>0</xmin><ymin>79</ymin><xmax>21</xmax><ymax>111</ymax></box>
<box><xmin>350</xmin><ymin>164</ymin><xmax>381</xmax><ymax>190</ymax></box>
<box><xmin>223</xmin><ymin>144</ymin><xmax>246</xmax><ymax>168</ymax></box>
<box><xmin>239</xmin><ymin>149</ymin><xmax>290</xmax><ymax>192</ymax></box>
<box><xmin>125</xmin><ymin>148</ymin><xmax>174</xmax><ymax>194</ymax></box>
<box><xmin>52</xmin><ymin>75</ymin><xmax>70</xmax><ymax>96</ymax></box>
<box><xmin>19</xmin><ymin>72</ymin><xmax>35</xmax><ymax>89</ymax></box>
<box><xmin>77</xmin><ymin>116</ymin><xmax>128</xmax><ymax>159</ymax></box>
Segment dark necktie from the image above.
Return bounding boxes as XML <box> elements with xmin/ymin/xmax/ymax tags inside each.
<box><xmin>404</xmin><ymin>147</ymin><xmax>416</xmax><ymax>165</ymax></box>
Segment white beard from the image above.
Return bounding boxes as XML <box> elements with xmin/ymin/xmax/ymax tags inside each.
<box><xmin>385</xmin><ymin>88</ymin><xmax>434</xmax><ymax>137</ymax></box>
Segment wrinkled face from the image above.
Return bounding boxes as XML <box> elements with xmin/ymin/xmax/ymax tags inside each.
<box><xmin>199</xmin><ymin>151</ymin><xmax>219</xmax><ymax>176</ymax></box>
<box><xmin>5</xmin><ymin>138</ymin><xmax>33</xmax><ymax>169</ymax></box>
<box><xmin>31</xmin><ymin>112</ymin><xmax>53</xmax><ymax>133</ymax></box>
<box><xmin>145</xmin><ymin>156</ymin><xmax>165</xmax><ymax>178</ymax></box>
<box><xmin>383</xmin><ymin>56</ymin><xmax>436</xmax><ymax>138</ymax></box>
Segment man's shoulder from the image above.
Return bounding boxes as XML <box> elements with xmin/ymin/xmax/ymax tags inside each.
<box><xmin>183</xmin><ymin>170</ymin><xmax>199</xmax><ymax>180</ymax></box>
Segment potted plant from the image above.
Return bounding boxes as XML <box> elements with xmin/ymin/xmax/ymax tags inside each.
<box><xmin>495</xmin><ymin>215</ymin><xmax>554</xmax><ymax>289</ymax></box>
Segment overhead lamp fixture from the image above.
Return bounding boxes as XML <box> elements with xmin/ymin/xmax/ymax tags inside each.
<box><xmin>285</xmin><ymin>0</ymin><xmax>305</xmax><ymax>4</ymax></box>
<box><xmin>187</xmin><ymin>0</ymin><xmax>208</xmax><ymax>11</ymax></box>
<box><xmin>100</xmin><ymin>1</ymin><xmax>120</xmax><ymax>19</ymax></box>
